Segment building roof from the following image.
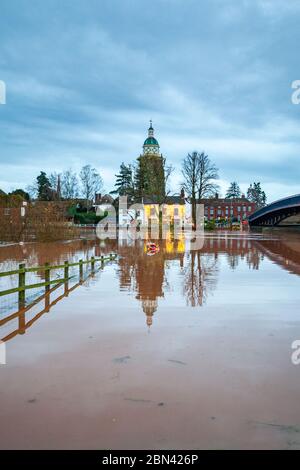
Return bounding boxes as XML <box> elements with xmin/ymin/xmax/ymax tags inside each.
<box><xmin>143</xmin><ymin>137</ymin><xmax>159</xmax><ymax>146</ymax></box>
<box><xmin>165</xmin><ymin>195</ymin><xmax>185</xmax><ymax>205</ymax></box>
<box><xmin>142</xmin><ymin>195</ymin><xmax>185</xmax><ymax>205</ymax></box>
<box><xmin>95</xmin><ymin>194</ymin><xmax>114</xmax><ymax>204</ymax></box>
<box><xmin>199</xmin><ymin>197</ymin><xmax>255</xmax><ymax>206</ymax></box>
<box><xmin>143</xmin><ymin>121</ymin><xmax>160</xmax><ymax>148</ymax></box>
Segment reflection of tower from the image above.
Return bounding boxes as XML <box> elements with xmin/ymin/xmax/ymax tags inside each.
<box><xmin>117</xmin><ymin>238</ymin><xmax>186</xmax><ymax>328</ymax></box>
<box><xmin>136</xmin><ymin>248</ymin><xmax>164</xmax><ymax>328</ymax></box>
<box><xmin>142</xmin><ymin>299</ymin><xmax>158</xmax><ymax>328</ymax></box>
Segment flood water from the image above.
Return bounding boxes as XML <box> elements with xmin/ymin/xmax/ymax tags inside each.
<box><xmin>1</xmin><ymin>230</ymin><xmax>300</xmax><ymax>449</ymax></box>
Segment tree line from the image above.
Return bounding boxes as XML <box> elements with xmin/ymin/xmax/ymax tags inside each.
<box><xmin>27</xmin><ymin>165</ymin><xmax>103</xmax><ymax>208</ymax></box>
<box><xmin>1</xmin><ymin>164</ymin><xmax>103</xmax><ymax>208</ymax></box>
<box><xmin>112</xmin><ymin>151</ymin><xmax>267</xmax><ymax>209</ymax></box>
<box><xmin>1</xmin><ymin>152</ymin><xmax>267</xmax><ymax>213</ymax></box>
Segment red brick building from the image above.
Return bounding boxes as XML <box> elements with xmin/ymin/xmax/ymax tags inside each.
<box><xmin>200</xmin><ymin>195</ymin><xmax>257</xmax><ymax>222</ymax></box>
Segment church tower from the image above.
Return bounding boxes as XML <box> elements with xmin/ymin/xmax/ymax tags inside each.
<box><xmin>135</xmin><ymin>121</ymin><xmax>166</xmax><ymax>200</ymax></box>
<box><xmin>143</xmin><ymin>120</ymin><xmax>160</xmax><ymax>155</ymax></box>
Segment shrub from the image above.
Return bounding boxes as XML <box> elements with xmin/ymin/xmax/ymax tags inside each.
<box><xmin>205</xmin><ymin>220</ymin><xmax>216</xmax><ymax>231</ymax></box>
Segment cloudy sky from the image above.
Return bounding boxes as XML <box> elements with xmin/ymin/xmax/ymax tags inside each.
<box><xmin>0</xmin><ymin>0</ymin><xmax>299</xmax><ymax>202</ymax></box>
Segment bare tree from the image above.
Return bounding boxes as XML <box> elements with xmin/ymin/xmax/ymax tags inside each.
<box><xmin>79</xmin><ymin>165</ymin><xmax>103</xmax><ymax>208</ymax></box>
<box><xmin>26</xmin><ymin>183</ymin><xmax>38</xmax><ymax>200</ymax></box>
<box><xmin>182</xmin><ymin>152</ymin><xmax>200</xmax><ymax>226</ymax></box>
<box><xmin>197</xmin><ymin>152</ymin><xmax>219</xmax><ymax>200</ymax></box>
<box><xmin>49</xmin><ymin>172</ymin><xmax>59</xmax><ymax>190</ymax></box>
<box><xmin>182</xmin><ymin>151</ymin><xmax>219</xmax><ymax>226</ymax></box>
<box><xmin>183</xmin><ymin>251</ymin><xmax>218</xmax><ymax>307</ymax></box>
<box><xmin>61</xmin><ymin>169</ymin><xmax>79</xmax><ymax>199</ymax></box>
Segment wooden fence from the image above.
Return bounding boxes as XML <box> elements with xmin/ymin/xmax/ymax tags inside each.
<box><xmin>0</xmin><ymin>253</ymin><xmax>117</xmax><ymax>309</ymax></box>
<box><xmin>0</xmin><ymin>253</ymin><xmax>117</xmax><ymax>343</ymax></box>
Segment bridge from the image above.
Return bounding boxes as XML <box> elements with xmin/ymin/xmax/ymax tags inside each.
<box><xmin>248</xmin><ymin>194</ymin><xmax>300</xmax><ymax>227</ymax></box>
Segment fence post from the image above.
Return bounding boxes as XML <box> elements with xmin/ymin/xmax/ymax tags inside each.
<box><xmin>18</xmin><ymin>263</ymin><xmax>26</xmax><ymax>309</ymax></box>
<box><xmin>45</xmin><ymin>263</ymin><xmax>50</xmax><ymax>293</ymax></box>
<box><xmin>44</xmin><ymin>262</ymin><xmax>50</xmax><ymax>311</ymax></box>
<box><xmin>110</xmin><ymin>253</ymin><xmax>113</xmax><ymax>260</ymax></box>
<box><xmin>101</xmin><ymin>255</ymin><xmax>104</xmax><ymax>265</ymax></box>
<box><xmin>18</xmin><ymin>312</ymin><xmax>26</xmax><ymax>335</ymax></box>
<box><xmin>91</xmin><ymin>256</ymin><xmax>95</xmax><ymax>273</ymax></box>
<box><xmin>64</xmin><ymin>260</ymin><xmax>69</xmax><ymax>295</ymax></box>
<box><xmin>79</xmin><ymin>259</ymin><xmax>83</xmax><ymax>281</ymax></box>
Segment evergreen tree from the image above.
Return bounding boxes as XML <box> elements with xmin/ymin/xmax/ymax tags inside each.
<box><xmin>135</xmin><ymin>156</ymin><xmax>168</xmax><ymax>203</ymax></box>
<box><xmin>226</xmin><ymin>181</ymin><xmax>241</xmax><ymax>199</ymax></box>
<box><xmin>111</xmin><ymin>162</ymin><xmax>134</xmax><ymax>197</ymax></box>
<box><xmin>134</xmin><ymin>159</ymin><xmax>143</xmax><ymax>200</ymax></box>
<box><xmin>10</xmin><ymin>189</ymin><xmax>30</xmax><ymax>201</ymax></box>
<box><xmin>143</xmin><ymin>156</ymin><xmax>172</xmax><ymax>204</ymax></box>
<box><xmin>37</xmin><ymin>171</ymin><xmax>52</xmax><ymax>201</ymax></box>
<box><xmin>247</xmin><ymin>182</ymin><xmax>267</xmax><ymax>208</ymax></box>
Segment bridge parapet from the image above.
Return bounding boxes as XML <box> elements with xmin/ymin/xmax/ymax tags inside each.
<box><xmin>249</xmin><ymin>194</ymin><xmax>300</xmax><ymax>226</ymax></box>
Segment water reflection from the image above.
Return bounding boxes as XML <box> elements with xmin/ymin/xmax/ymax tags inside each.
<box><xmin>117</xmin><ymin>233</ymin><xmax>300</xmax><ymax>326</ymax></box>
<box><xmin>1</xmin><ymin>232</ymin><xmax>300</xmax><ymax>340</ymax></box>
<box><xmin>183</xmin><ymin>251</ymin><xmax>218</xmax><ymax>307</ymax></box>
<box><xmin>118</xmin><ymin>237</ymin><xmax>185</xmax><ymax>326</ymax></box>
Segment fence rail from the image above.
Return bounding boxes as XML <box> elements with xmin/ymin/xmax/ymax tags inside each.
<box><xmin>0</xmin><ymin>254</ymin><xmax>117</xmax><ymax>343</ymax></box>
<box><xmin>0</xmin><ymin>253</ymin><xmax>117</xmax><ymax>307</ymax></box>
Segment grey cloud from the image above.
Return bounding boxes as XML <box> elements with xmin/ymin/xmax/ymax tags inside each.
<box><xmin>0</xmin><ymin>0</ymin><xmax>299</xmax><ymax>201</ymax></box>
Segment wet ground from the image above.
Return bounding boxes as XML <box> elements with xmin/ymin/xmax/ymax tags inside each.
<box><xmin>0</xmin><ymin>230</ymin><xmax>300</xmax><ymax>449</ymax></box>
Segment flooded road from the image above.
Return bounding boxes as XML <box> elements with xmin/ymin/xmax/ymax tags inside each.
<box><xmin>1</xmin><ymin>231</ymin><xmax>300</xmax><ymax>449</ymax></box>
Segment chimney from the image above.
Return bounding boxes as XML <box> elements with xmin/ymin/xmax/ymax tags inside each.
<box><xmin>95</xmin><ymin>193</ymin><xmax>101</xmax><ymax>204</ymax></box>
<box><xmin>57</xmin><ymin>174</ymin><xmax>61</xmax><ymax>200</ymax></box>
